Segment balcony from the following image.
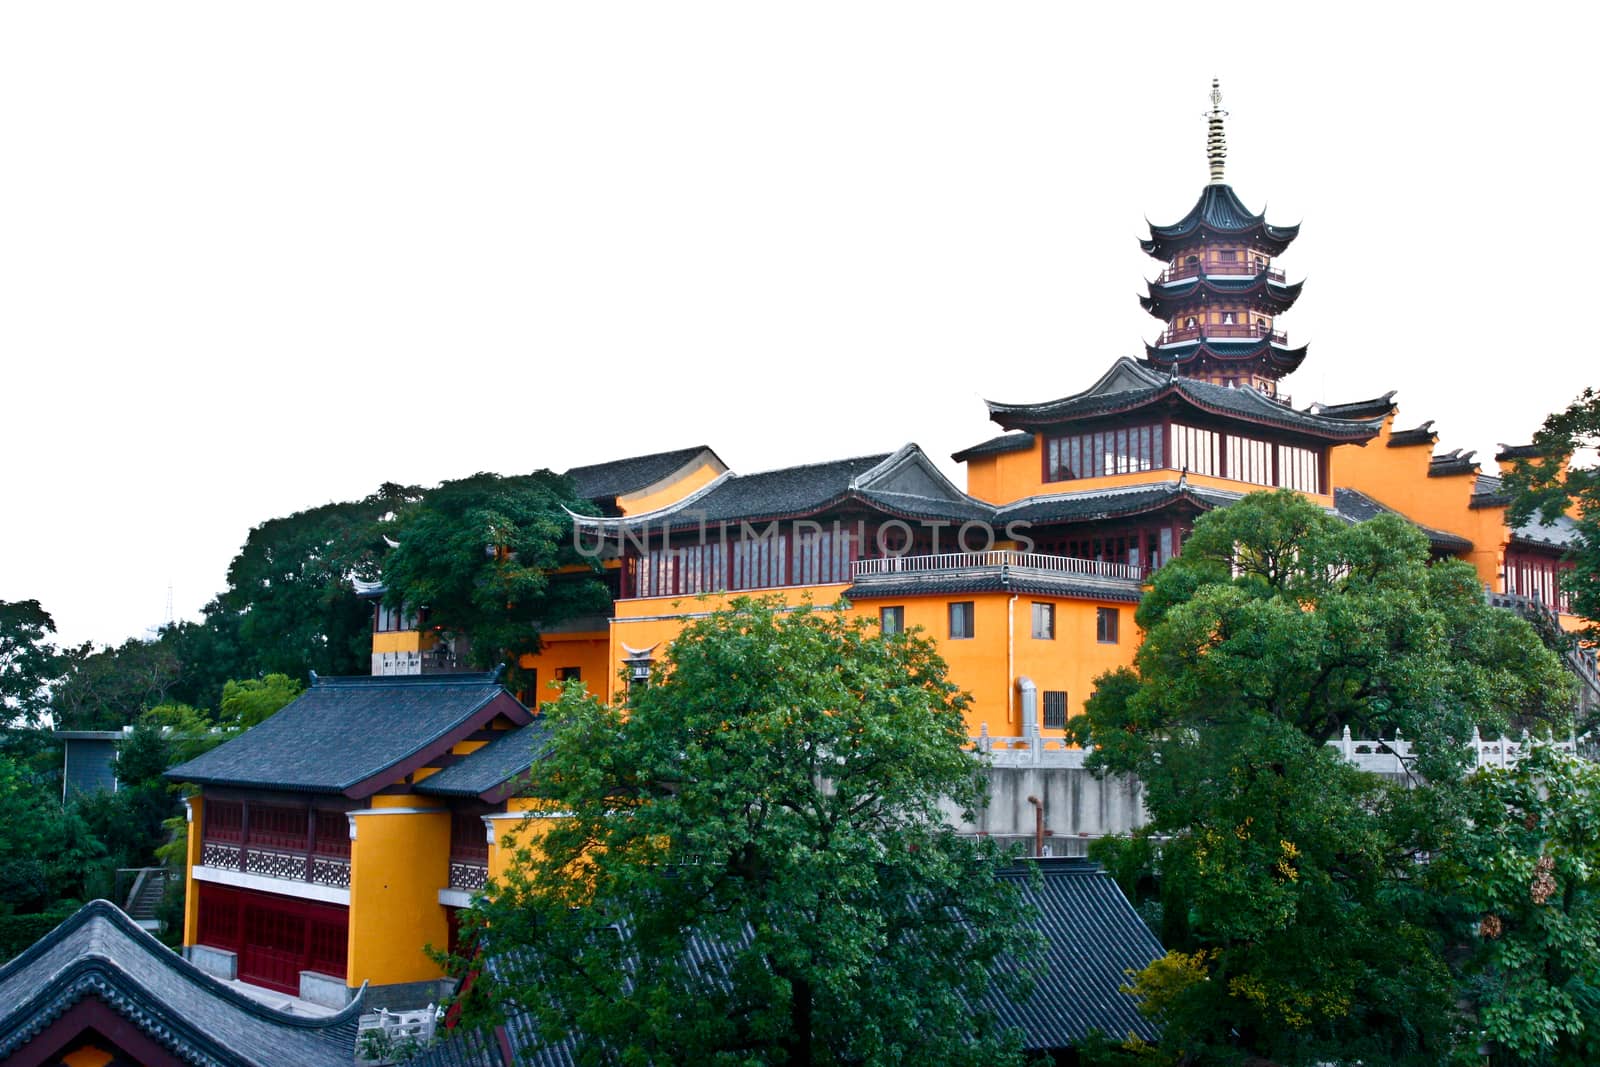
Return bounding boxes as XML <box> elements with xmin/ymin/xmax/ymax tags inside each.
<box><xmin>199</xmin><ymin>840</ymin><xmax>352</xmax><ymax>890</ymax></box>
<box><xmin>1158</xmin><ymin>322</ymin><xmax>1287</xmax><ymax>346</ymax></box>
<box><xmin>199</xmin><ymin>801</ymin><xmax>352</xmax><ymax>892</ymax></box>
<box><xmin>850</xmin><ymin>551</ymin><xmax>1146</xmax><ymax>598</ymax></box>
<box><xmin>1159</xmin><ymin>262</ymin><xmax>1285</xmax><ymax>284</ymax></box>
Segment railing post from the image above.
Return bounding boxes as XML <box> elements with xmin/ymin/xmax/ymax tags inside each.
<box><xmin>1472</xmin><ymin>724</ymin><xmax>1483</xmax><ymax>768</ymax></box>
<box><xmin>1341</xmin><ymin>724</ymin><xmax>1352</xmax><ymax>761</ymax></box>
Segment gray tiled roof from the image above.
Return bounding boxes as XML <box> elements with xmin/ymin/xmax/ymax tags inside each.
<box><xmin>1332</xmin><ymin>489</ymin><xmax>1474</xmax><ymax>554</ymax></box>
<box><xmin>415</xmin><ymin>721</ymin><xmax>555</xmax><ymax>799</ymax></box>
<box><xmin>576</xmin><ymin>446</ymin><xmax>1000</xmax><ymax>532</ymax></box>
<box><xmin>405</xmin><ymin>858</ymin><xmax>1161</xmax><ymax>1064</ymax></box>
<box><xmin>1141</xmin><ymin>183</ymin><xmax>1299</xmax><ymax>256</ymax></box>
<box><xmin>1511</xmin><ymin>511</ymin><xmax>1583</xmax><ymax>550</ymax></box>
<box><xmin>1495</xmin><ymin>443</ymin><xmax>1543</xmax><ymax>461</ymax></box>
<box><xmin>0</xmin><ymin>901</ymin><xmax>363</xmax><ymax>1067</ymax></box>
<box><xmin>989</xmin><ymin>859</ymin><xmax>1163</xmax><ymax>1048</ymax></box>
<box><xmin>986</xmin><ymin>359</ymin><xmax>1377</xmax><ymax>441</ymax></box>
<box><xmin>951</xmin><ymin>431</ymin><xmax>1035</xmax><ymax>464</ymax></box>
<box><xmin>166</xmin><ymin>673</ymin><xmax>529</xmax><ymax>796</ymax></box>
<box><xmin>564</xmin><ymin>446</ymin><xmax>722</xmax><ymax>502</ymax></box>
<box><xmin>996</xmin><ymin>481</ymin><xmax>1243</xmax><ymax>525</ymax></box>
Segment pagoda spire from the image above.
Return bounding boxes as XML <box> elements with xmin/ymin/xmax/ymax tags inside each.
<box><xmin>1205</xmin><ymin>78</ymin><xmax>1227</xmax><ymax>184</ymax></box>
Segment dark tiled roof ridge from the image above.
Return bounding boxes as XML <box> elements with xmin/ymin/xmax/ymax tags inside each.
<box><xmin>310</xmin><ymin>670</ymin><xmax>504</xmax><ymax>688</ymax></box>
<box><xmin>1495</xmin><ymin>443</ymin><xmax>1544</xmax><ymax>461</ymax></box>
<box><xmin>951</xmin><ymin>431</ymin><xmax>1035</xmax><ymax>463</ymax></box>
<box><xmin>563</xmin><ymin>444</ymin><xmax>712</xmax><ymax>478</ymax></box>
<box><xmin>1311</xmin><ymin>390</ymin><xmax>1398</xmax><ymax>419</ymax></box>
<box><xmin>0</xmin><ymin>900</ymin><xmax>368</xmax><ymax>1030</ymax></box>
<box><xmin>737</xmin><ymin>451</ymin><xmax>894</xmax><ymax>479</ymax></box>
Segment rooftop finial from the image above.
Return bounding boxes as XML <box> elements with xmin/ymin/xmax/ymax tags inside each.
<box><xmin>1204</xmin><ymin>78</ymin><xmax>1228</xmax><ymax>185</ymax></box>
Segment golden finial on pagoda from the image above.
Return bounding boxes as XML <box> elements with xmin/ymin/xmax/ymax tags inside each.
<box><xmin>1205</xmin><ymin>78</ymin><xmax>1228</xmax><ymax>185</ymax></box>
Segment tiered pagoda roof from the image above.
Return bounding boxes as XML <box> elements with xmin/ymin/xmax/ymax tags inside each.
<box><xmin>1140</xmin><ymin>183</ymin><xmax>1300</xmax><ymax>260</ymax></box>
<box><xmin>984</xmin><ymin>359</ymin><xmax>1381</xmax><ymax>441</ymax></box>
<box><xmin>1140</xmin><ymin>270</ymin><xmax>1303</xmax><ymax>318</ymax></box>
<box><xmin>1143</xmin><ymin>336</ymin><xmax>1309</xmax><ymax>378</ymax></box>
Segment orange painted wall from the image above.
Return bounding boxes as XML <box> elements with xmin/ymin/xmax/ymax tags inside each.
<box><xmin>1332</xmin><ymin>417</ymin><xmax>1509</xmax><ymax>589</ymax></box>
<box><xmin>518</xmin><ymin>632</ymin><xmax>611</xmax><ymax>708</ymax></box>
<box><xmin>607</xmin><ymin>584</ymin><xmax>1136</xmax><ymax>739</ymax></box>
<box><xmin>346</xmin><ymin>808</ymin><xmax>451</xmax><ymax>990</ymax></box>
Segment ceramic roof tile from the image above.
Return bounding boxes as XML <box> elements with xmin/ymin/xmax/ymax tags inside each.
<box><xmin>166</xmin><ymin>673</ymin><xmax>526</xmax><ymax>795</ymax></box>
<box><xmin>415</xmin><ymin>721</ymin><xmax>554</xmax><ymax>798</ymax></box>
<box><xmin>0</xmin><ymin>901</ymin><xmax>363</xmax><ymax>1067</ymax></box>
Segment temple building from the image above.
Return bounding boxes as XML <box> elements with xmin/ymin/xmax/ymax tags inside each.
<box><xmin>158</xmin><ymin>81</ymin><xmax>1595</xmax><ymax>1014</ymax></box>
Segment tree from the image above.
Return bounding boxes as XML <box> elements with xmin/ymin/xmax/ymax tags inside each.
<box><xmin>0</xmin><ymin>600</ymin><xmax>64</xmax><ymax>728</ymax></box>
<box><xmin>1429</xmin><ymin>748</ymin><xmax>1600</xmax><ymax>1065</ymax></box>
<box><xmin>454</xmin><ymin>598</ymin><xmax>1038</xmax><ymax>1066</ymax></box>
<box><xmin>217</xmin><ymin>674</ymin><xmax>304</xmax><ymax>730</ymax></box>
<box><xmin>50</xmin><ymin>636</ymin><xmax>183</xmax><ymax>731</ymax></box>
<box><xmin>212</xmin><ymin>483</ymin><xmax>420</xmax><ymax>683</ymax></box>
<box><xmin>380</xmin><ymin>471</ymin><xmax>609</xmax><ymax>681</ymax></box>
<box><xmin>1501</xmin><ymin>388</ymin><xmax>1600</xmax><ymax>641</ymax></box>
<box><xmin>1072</xmin><ymin>491</ymin><xmax>1574</xmax><ymax>1064</ymax></box>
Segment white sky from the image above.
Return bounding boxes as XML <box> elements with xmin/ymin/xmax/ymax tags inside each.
<box><xmin>3</xmin><ymin>3</ymin><xmax>1595</xmax><ymax>650</ymax></box>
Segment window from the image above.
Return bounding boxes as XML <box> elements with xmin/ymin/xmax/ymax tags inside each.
<box><xmin>1097</xmin><ymin>607</ymin><xmax>1120</xmax><ymax>644</ymax></box>
<box><xmin>1030</xmin><ymin>602</ymin><xmax>1055</xmax><ymax>640</ymax></box>
<box><xmin>1218</xmin><ymin>249</ymin><xmax>1237</xmax><ymax>261</ymax></box>
<box><xmin>517</xmin><ymin>669</ymin><xmax>538</xmax><ymax>706</ymax></box>
<box><xmin>880</xmin><ymin>606</ymin><xmax>905</xmax><ymax>635</ymax></box>
<box><xmin>1043</xmin><ymin>690</ymin><xmax>1068</xmax><ymax>729</ymax></box>
<box><xmin>1045</xmin><ymin>424</ymin><xmax>1163</xmax><ymax>482</ymax></box>
<box><xmin>948</xmin><ymin>602</ymin><xmax>975</xmax><ymax>640</ymax></box>
<box><xmin>555</xmin><ymin>666</ymin><xmax>581</xmax><ymax>683</ymax></box>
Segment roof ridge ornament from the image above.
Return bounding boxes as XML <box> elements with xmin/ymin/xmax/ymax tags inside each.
<box><xmin>1205</xmin><ymin>78</ymin><xmax>1228</xmax><ymax>185</ymax></box>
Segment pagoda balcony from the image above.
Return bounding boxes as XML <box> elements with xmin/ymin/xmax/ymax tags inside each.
<box><xmin>1159</xmin><ymin>262</ymin><xmax>1285</xmax><ymax>284</ymax></box>
<box><xmin>849</xmin><ymin>551</ymin><xmax>1147</xmax><ymax>598</ymax></box>
<box><xmin>1158</xmin><ymin>322</ymin><xmax>1287</xmax><ymax>346</ymax></box>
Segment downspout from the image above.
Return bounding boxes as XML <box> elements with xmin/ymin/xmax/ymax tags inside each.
<box><xmin>1006</xmin><ymin>594</ymin><xmax>1018</xmax><ymax>726</ymax></box>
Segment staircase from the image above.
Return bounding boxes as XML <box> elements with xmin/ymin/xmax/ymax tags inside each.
<box><xmin>122</xmin><ymin>868</ymin><xmax>168</xmax><ymax>932</ymax></box>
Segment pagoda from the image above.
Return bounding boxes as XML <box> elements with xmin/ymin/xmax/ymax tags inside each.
<box><xmin>1140</xmin><ymin>81</ymin><xmax>1306</xmax><ymax>397</ymax></box>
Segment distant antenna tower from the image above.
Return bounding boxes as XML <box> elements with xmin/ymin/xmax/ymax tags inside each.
<box><xmin>165</xmin><ymin>583</ymin><xmax>175</xmax><ymax>628</ymax></box>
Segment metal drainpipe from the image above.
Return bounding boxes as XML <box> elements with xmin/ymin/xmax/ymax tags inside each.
<box><xmin>1027</xmin><ymin>795</ymin><xmax>1046</xmax><ymax>857</ymax></box>
<box><xmin>1006</xmin><ymin>594</ymin><xmax>1018</xmax><ymax>726</ymax></box>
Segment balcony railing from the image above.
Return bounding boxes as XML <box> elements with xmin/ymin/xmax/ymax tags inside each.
<box><xmin>851</xmin><ymin>551</ymin><xmax>1146</xmax><ymax>583</ymax></box>
<box><xmin>1158</xmin><ymin>322</ymin><xmax>1287</xmax><ymax>346</ymax></box>
<box><xmin>449</xmin><ymin>860</ymin><xmax>489</xmax><ymax>892</ymax></box>
<box><xmin>1158</xmin><ymin>262</ymin><xmax>1285</xmax><ymax>284</ymax></box>
<box><xmin>200</xmin><ymin>840</ymin><xmax>352</xmax><ymax>890</ymax></box>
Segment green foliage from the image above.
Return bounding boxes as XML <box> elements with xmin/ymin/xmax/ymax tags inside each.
<box><xmin>1502</xmin><ymin>388</ymin><xmax>1600</xmax><ymax>642</ymax></box>
<box><xmin>381</xmin><ymin>471</ymin><xmax>609</xmax><ymax>680</ymax></box>
<box><xmin>218</xmin><ymin>674</ymin><xmax>303</xmax><ymax>730</ymax></box>
<box><xmin>1072</xmin><ymin>491</ymin><xmax>1575</xmax><ymax>1064</ymax></box>
<box><xmin>0</xmin><ymin>753</ymin><xmax>107</xmax><ymax>913</ymax></box>
<box><xmin>0</xmin><ymin>600</ymin><xmax>64</xmax><ymax>728</ymax></box>
<box><xmin>52</xmin><ymin>637</ymin><xmax>182</xmax><ymax>731</ymax></box>
<box><xmin>216</xmin><ymin>484</ymin><xmax>418</xmax><ymax>682</ymax></box>
<box><xmin>0</xmin><ymin>910</ymin><xmax>75</xmax><ymax>960</ymax></box>
<box><xmin>452</xmin><ymin>598</ymin><xmax>1038</xmax><ymax>1066</ymax></box>
<box><xmin>1429</xmin><ymin>749</ymin><xmax>1600</xmax><ymax>1064</ymax></box>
